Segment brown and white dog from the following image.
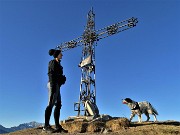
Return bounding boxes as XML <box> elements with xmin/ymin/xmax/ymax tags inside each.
<box><xmin>122</xmin><ymin>98</ymin><xmax>158</xmax><ymax>123</ymax></box>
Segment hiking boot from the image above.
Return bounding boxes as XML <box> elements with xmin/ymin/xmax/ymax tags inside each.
<box><xmin>42</xmin><ymin>125</ymin><xmax>54</xmax><ymax>133</ymax></box>
<box><xmin>53</xmin><ymin>126</ymin><xmax>68</xmax><ymax>133</ymax></box>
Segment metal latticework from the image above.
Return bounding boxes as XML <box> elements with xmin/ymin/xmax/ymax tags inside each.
<box><xmin>75</xmin><ymin>9</ymin><xmax>97</xmax><ymax>116</ymax></box>
<box><xmin>56</xmin><ymin>8</ymin><xmax>138</xmax><ymax>117</ymax></box>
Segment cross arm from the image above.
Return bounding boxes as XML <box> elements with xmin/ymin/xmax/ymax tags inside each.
<box><xmin>96</xmin><ymin>17</ymin><xmax>138</xmax><ymax>41</ymax></box>
<box><xmin>56</xmin><ymin>36</ymin><xmax>84</xmax><ymax>52</ymax></box>
<box><xmin>56</xmin><ymin>17</ymin><xmax>138</xmax><ymax>52</ymax></box>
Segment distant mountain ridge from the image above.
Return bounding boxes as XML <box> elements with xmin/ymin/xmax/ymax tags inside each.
<box><xmin>0</xmin><ymin>121</ymin><xmax>44</xmax><ymax>134</ymax></box>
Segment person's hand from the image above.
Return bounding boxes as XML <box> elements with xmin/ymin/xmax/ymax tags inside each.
<box><xmin>61</xmin><ymin>75</ymin><xmax>66</xmax><ymax>85</ymax></box>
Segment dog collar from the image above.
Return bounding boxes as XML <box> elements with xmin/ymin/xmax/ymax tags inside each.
<box><xmin>131</xmin><ymin>102</ymin><xmax>140</xmax><ymax>110</ymax></box>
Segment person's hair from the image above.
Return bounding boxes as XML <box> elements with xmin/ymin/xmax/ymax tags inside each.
<box><xmin>49</xmin><ymin>49</ymin><xmax>61</xmax><ymax>58</ymax></box>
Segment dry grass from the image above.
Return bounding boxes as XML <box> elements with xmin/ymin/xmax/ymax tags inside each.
<box><xmin>86</xmin><ymin>121</ymin><xmax>105</xmax><ymax>133</ymax></box>
<box><xmin>61</xmin><ymin>121</ymin><xmax>88</xmax><ymax>133</ymax></box>
<box><xmin>3</xmin><ymin>120</ymin><xmax>180</xmax><ymax>135</ymax></box>
<box><xmin>106</xmin><ymin>117</ymin><xmax>130</xmax><ymax>131</ymax></box>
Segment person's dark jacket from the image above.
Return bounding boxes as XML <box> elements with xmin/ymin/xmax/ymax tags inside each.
<box><xmin>48</xmin><ymin>59</ymin><xmax>66</xmax><ymax>86</ymax></box>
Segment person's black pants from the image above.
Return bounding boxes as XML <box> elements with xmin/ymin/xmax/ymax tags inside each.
<box><xmin>44</xmin><ymin>82</ymin><xmax>61</xmax><ymax>128</ymax></box>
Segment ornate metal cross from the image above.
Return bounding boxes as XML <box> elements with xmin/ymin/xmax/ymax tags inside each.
<box><xmin>56</xmin><ymin>8</ymin><xmax>138</xmax><ymax>117</ymax></box>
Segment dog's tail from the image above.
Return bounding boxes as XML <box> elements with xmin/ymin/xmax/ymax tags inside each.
<box><xmin>149</xmin><ymin>103</ymin><xmax>159</xmax><ymax>115</ymax></box>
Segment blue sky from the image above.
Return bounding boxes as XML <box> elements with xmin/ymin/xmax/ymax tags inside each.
<box><xmin>0</xmin><ymin>0</ymin><xmax>179</xmax><ymax>128</ymax></box>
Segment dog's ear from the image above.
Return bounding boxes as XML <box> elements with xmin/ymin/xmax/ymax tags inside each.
<box><xmin>125</xmin><ymin>98</ymin><xmax>132</xmax><ymax>103</ymax></box>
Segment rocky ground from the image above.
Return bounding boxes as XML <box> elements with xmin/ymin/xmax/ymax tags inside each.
<box><xmin>2</xmin><ymin>118</ymin><xmax>180</xmax><ymax>135</ymax></box>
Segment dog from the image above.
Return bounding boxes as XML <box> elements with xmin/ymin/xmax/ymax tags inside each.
<box><xmin>122</xmin><ymin>98</ymin><xmax>158</xmax><ymax>123</ymax></box>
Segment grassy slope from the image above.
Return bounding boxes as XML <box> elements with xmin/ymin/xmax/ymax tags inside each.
<box><xmin>3</xmin><ymin>121</ymin><xmax>180</xmax><ymax>135</ymax></box>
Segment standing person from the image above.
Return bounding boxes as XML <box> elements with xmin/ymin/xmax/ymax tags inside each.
<box><xmin>43</xmin><ymin>49</ymin><xmax>68</xmax><ymax>133</ymax></box>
